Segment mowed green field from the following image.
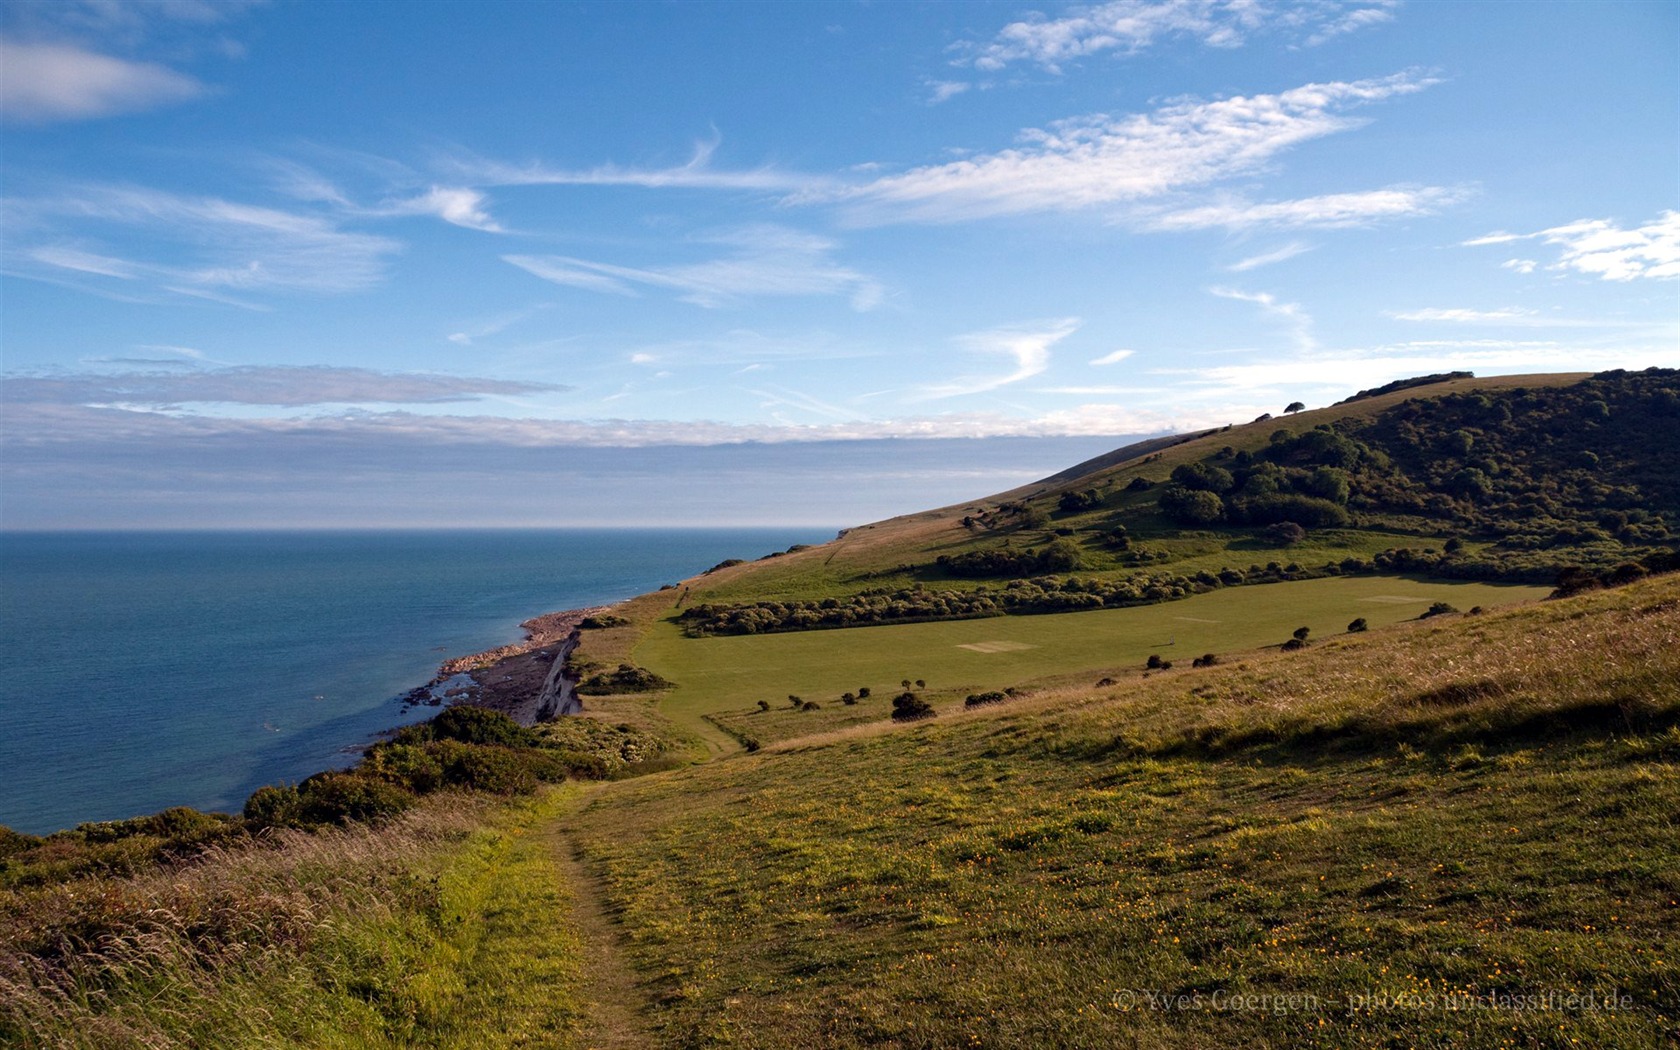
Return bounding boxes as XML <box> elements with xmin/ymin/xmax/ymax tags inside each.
<box><xmin>635</xmin><ymin>574</ymin><xmax>1550</xmax><ymax>736</ymax></box>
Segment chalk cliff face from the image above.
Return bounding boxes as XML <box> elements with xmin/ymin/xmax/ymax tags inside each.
<box><xmin>407</xmin><ymin>607</ymin><xmax>604</xmax><ymax>726</ymax></box>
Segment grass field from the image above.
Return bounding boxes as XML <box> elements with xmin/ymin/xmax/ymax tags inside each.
<box><xmin>634</xmin><ymin>574</ymin><xmax>1551</xmax><ymax>743</ymax></box>
<box><xmin>569</xmin><ymin>574</ymin><xmax>1680</xmax><ymax>1049</ymax></box>
<box><xmin>1</xmin><ymin>789</ymin><xmax>595</xmax><ymax>1049</ymax></box>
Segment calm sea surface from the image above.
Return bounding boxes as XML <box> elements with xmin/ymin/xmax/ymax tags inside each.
<box><xmin>0</xmin><ymin>528</ymin><xmax>831</xmax><ymax>833</ymax></box>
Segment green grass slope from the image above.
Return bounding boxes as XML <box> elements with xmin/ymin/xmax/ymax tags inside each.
<box><xmin>568</xmin><ymin>573</ymin><xmax>1680</xmax><ymax>1049</ymax></box>
<box><xmin>655</xmin><ymin>369</ymin><xmax>1674</xmax><ymax>620</ymax></box>
<box><xmin>637</xmin><ymin>574</ymin><xmax>1549</xmax><ymax>747</ymax></box>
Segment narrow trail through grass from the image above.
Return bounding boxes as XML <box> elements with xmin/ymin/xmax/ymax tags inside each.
<box><xmin>548</xmin><ymin>786</ymin><xmax>659</xmax><ymax>1050</ymax></box>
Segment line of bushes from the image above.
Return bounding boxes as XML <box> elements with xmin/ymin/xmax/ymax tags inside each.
<box><xmin>0</xmin><ymin>705</ymin><xmax>666</xmax><ymax>888</ymax></box>
<box><xmin>676</xmin><ymin>542</ymin><xmax>1679</xmax><ymax>637</ymax></box>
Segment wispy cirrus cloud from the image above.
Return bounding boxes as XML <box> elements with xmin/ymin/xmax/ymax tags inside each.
<box><xmin>808</xmin><ymin>72</ymin><xmax>1435</xmax><ymax>225</ymax></box>
<box><xmin>1210</xmin><ymin>286</ymin><xmax>1317</xmax><ymax>352</ymax></box>
<box><xmin>505</xmin><ymin>225</ymin><xmax>885</xmax><ymax>310</ymax></box>
<box><xmin>1143</xmin><ymin>184</ymin><xmax>1468</xmax><ymax>231</ymax></box>
<box><xmin>1387</xmin><ymin>307</ymin><xmax>1536</xmax><ymax>323</ymax></box>
<box><xmin>1228</xmin><ymin>241</ymin><xmax>1312</xmax><ymax>271</ymax></box>
<box><xmin>913</xmin><ymin>318</ymin><xmax>1081</xmax><ymax>400</ymax></box>
<box><xmin>955</xmin><ymin>1</ymin><xmax>1399</xmax><ymax>73</ymax></box>
<box><xmin>0</xmin><ymin>365</ymin><xmax>564</xmax><ymax>409</ymax></box>
<box><xmin>1465</xmin><ymin>211</ymin><xmax>1680</xmax><ymax>282</ymax></box>
<box><xmin>1386</xmin><ymin>307</ymin><xmax>1657</xmax><ymax>329</ymax></box>
<box><xmin>3</xmin><ymin>183</ymin><xmax>400</xmax><ymax>301</ymax></box>
<box><xmin>449</xmin><ymin>134</ymin><xmax>828</xmax><ymax>195</ymax></box>
<box><xmin>1161</xmin><ymin>339</ymin><xmax>1673</xmax><ymax>399</ymax></box>
<box><xmin>1088</xmin><ymin>348</ymin><xmax>1136</xmax><ymax>365</ymax></box>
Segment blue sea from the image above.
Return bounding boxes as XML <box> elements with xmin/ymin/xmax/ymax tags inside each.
<box><xmin>0</xmin><ymin>529</ymin><xmax>832</xmax><ymax>834</ymax></box>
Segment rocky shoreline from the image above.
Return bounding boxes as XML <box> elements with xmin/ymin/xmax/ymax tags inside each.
<box><xmin>399</xmin><ymin>605</ymin><xmax>611</xmax><ymax>726</ymax></box>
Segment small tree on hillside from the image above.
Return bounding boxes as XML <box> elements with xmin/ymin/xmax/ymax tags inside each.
<box><xmin>1285</xmin><ymin>401</ymin><xmax>1306</xmax><ymax>414</ymax></box>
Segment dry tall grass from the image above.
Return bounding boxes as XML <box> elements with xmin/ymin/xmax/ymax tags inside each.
<box><xmin>1</xmin><ymin>794</ymin><xmax>491</xmax><ymax>1049</ymax></box>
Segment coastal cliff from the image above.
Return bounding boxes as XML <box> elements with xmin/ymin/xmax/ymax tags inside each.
<box><xmin>405</xmin><ymin>606</ymin><xmax>607</xmax><ymax>726</ymax></box>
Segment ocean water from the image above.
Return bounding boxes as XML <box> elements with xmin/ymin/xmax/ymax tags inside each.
<box><xmin>0</xmin><ymin>528</ymin><xmax>831</xmax><ymax>834</ymax></box>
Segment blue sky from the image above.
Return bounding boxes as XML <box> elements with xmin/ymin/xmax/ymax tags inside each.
<box><xmin>1</xmin><ymin>0</ymin><xmax>1675</xmax><ymax>527</ymax></box>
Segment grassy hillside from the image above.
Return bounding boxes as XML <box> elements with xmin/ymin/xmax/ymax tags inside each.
<box><xmin>636</xmin><ymin>574</ymin><xmax>1550</xmax><ymax>747</ymax></box>
<box><xmin>5</xmin><ymin>369</ymin><xmax>1677</xmax><ymax>1048</ymax></box>
<box><xmin>648</xmin><ymin>370</ymin><xmax>1674</xmax><ymax>625</ymax></box>
<box><xmin>566</xmin><ymin>573</ymin><xmax>1680</xmax><ymax>1049</ymax></box>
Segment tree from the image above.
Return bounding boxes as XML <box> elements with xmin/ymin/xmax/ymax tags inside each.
<box><xmin>1285</xmin><ymin>401</ymin><xmax>1305</xmax><ymax>414</ymax></box>
<box><xmin>1170</xmin><ymin>462</ymin><xmax>1234</xmax><ymax>493</ymax></box>
<box><xmin>1292</xmin><ymin>626</ymin><xmax>1311</xmax><ymax>641</ymax></box>
<box><xmin>1158</xmin><ymin>485</ymin><xmax>1225</xmax><ymax>525</ymax></box>
<box><xmin>1347</xmin><ymin>617</ymin><xmax>1368</xmax><ymax>633</ymax></box>
<box><xmin>1036</xmin><ymin>537</ymin><xmax>1084</xmax><ymax>572</ymax></box>
<box><xmin>1264</xmin><ymin>521</ymin><xmax>1306</xmax><ymax>546</ymax></box>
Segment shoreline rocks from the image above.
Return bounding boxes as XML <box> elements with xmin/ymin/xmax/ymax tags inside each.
<box><xmin>401</xmin><ymin>605</ymin><xmax>612</xmax><ymax>727</ymax></box>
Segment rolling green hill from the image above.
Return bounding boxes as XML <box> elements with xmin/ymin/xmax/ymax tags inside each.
<box><xmin>5</xmin><ymin>369</ymin><xmax>1678</xmax><ymax>1048</ymax></box>
<box><xmin>658</xmin><ymin>369</ymin><xmax>1676</xmax><ymax>636</ymax></box>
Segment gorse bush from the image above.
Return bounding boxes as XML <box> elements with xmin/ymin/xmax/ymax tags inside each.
<box><xmin>576</xmin><ymin>662</ymin><xmax>673</xmax><ymax>695</ymax></box>
<box><xmin>891</xmin><ymin>692</ymin><xmax>934</xmax><ymax>722</ymax></box>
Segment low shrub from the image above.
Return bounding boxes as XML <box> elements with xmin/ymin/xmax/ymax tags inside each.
<box><xmin>577</xmin><ymin>663</ymin><xmax>673</xmax><ymax>695</ymax></box>
<box><xmin>891</xmin><ymin>692</ymin><xmax>935</xmax><ymax>722</ymax></box>
<box><xmin>295</xmin><ymin>772</ymin><xmax>414</xmax><ymax>826</ymax></box>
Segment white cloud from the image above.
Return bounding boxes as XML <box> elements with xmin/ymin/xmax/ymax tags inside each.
<box><xmin>1210</xmin><ymin>286</ymin><xmax>1316</xmax><ymax>352</ymax></box>
<box><xmin>1038</xmin><ymin>385</ymin><xmax>1162</xmax><ymax>395</ymax></box>
<box><xmin>0</xmin><ymin>39</ymin><xmax>202</xmax><ymax>122</ymax></box>
<box><xmin>450</xmin><ymin>134</ymin><xmax>828</xmax><ymax>194</ymax></box>
<box><xmin>1462</xmin><ymin>231</ymin><xmax>1522</xmax><ymax>246</ymax></box>
<box><xmin>926</xmin><ymin>79</ymin><xmax>971</xmax><ymax>104</ymax></box>
<box><xmin>1</xmin><ymin>366</ymin><xmax>564</xmax><ymax>408</ymax></box>
<box><xmin>1228</xmin><ymin>242</ymin><xmax>1312</xmax><ymax>271</ymax></box>
<box><xmin>383</xmin><ymin>186</ymin><xmax>502</xmax><ymax>231</ymax></box>
<box><xmin>1467</xmin><ymin>212</ymin><xmax>1680</xmax><ymax>281</ymax></box>
<box><xmin>1089</xmin><ymin>348</ymin><xmax>1136</xmax><ymax>365</ymax></box>
<box><xmin>7</xmin><ymin>184</ymin><xmax>400</xmax><ymax>299</ymax></box>
<box><xmin>1536</xmin><ymin>213</ymin><xmax>1679</xmax><ymax>282</ymax></box>
<box><xmin>29</xmin><ymin>245</ymin><xmax>142</xmax><ymax>279</ymax></box>
<box><xmin>1303</xmin><ymin>3</ymin><xmax>1400</xmax><ymax>46</ymax></box>
<box><xmin>1162</xmin><ymin>341</ymin><xmax>1673</xmax><ymax>398</ymax></box>
<box><xmin>914</xmin><ymin>318</ymin><xmax>1080</xmax><ymax>400</ymax></box>
<box><xmin>1386</xmin><ymin>307</ymin><xmax>1652</xmax><ymax>329</ymax></box>
<box><xmin>1144</xmin><ymin>185</ymin><xmax>1467</xmax><ymax>231</ymax></box>
<box><xmin>811</xmin><ymin>72</ymin><xmax>1435</xmax><ymax>224</ymax></box>
<box><xmin>444</xmin><ymin>304</ymin><xmax>550</xmax><ymax>346</ymax></box>
<box><xmin>505</xmin><ymin>225</ymin><xmax>885</xmax><ymax>310</ymax></box>
<box><xmin>958</xmin><ymin>1</ymin><xmax>1399</xmax><ymax>72</ymax></box>
<box><xmin>502</xmin><ymin>256</ymin><xmax>638</xmax><ymax>297</ymax></box>
<box><xmin>1388</xmin><ymin>307</ymin><xmax>1536</xmax><ymax>322</ymax></box>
